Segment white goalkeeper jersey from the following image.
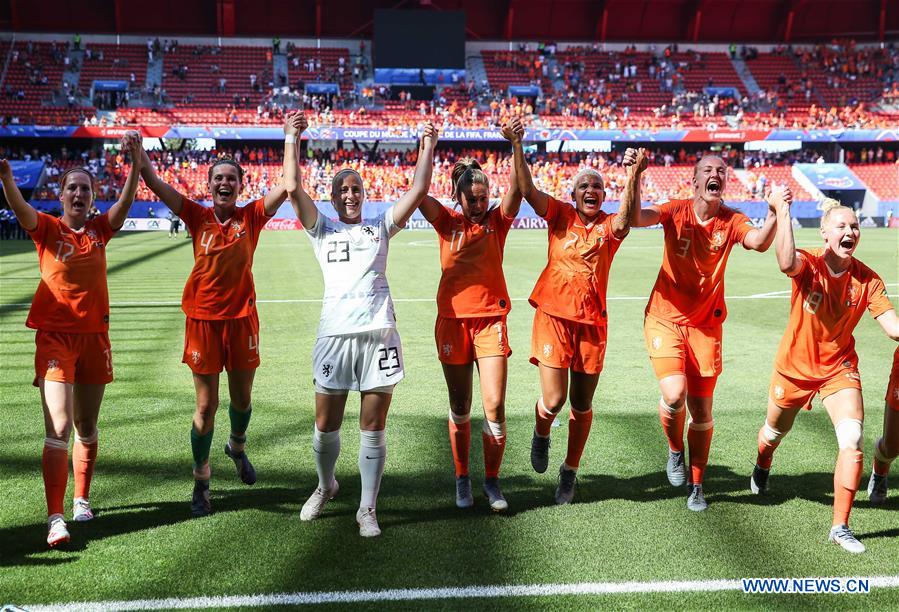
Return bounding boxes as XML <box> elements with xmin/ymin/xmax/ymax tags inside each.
<box><xmin>306</xmin><ymin>207</ymin><xmax>402</xmax><ymax>338</ymax></box>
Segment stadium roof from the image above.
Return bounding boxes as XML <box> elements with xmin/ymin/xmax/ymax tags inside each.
<box><xmin>1</xmin><ymin>0</ymin><xmax>895</xmax><ymax>43</ymax></box>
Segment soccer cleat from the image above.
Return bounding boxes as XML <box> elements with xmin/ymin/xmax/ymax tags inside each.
<box><xmin>455</xmin><ymin>476</ymin><xmax>474</xmax><ymax>509</ymax></box>
<box><xmin>73</xmin><ymin>497</ymin><xmax>94</xmax><ymax>522</ymax></box>
<box><xmin>829</xmin><ymin>524</ymin><xmax>865</xmax><ymax>554</ymax></box>
<box><xmin>530</xmin><ymin>432</ymin><xmax>551</xmax><ymax>474</ymax></box>
<box><xmin>300</xmin><ymin>480</ymin><xmax>339</xmax><ymax>521</ymax></box>
<box><xmin>47</xmin><ymin>514</ymin><xmax>70</xmax><ymax>548</ymax></box>
<box><xmin>555</xmin><ymin>465</ymin><xmax>577</xmax><ymax>505</ymax></box>
<box><xmin>482</xmin><ymin>477</ymin><xmax>509</xmax><ymax>512</ymax></box>
<box><xmin>867</xmin><ymin>473</ymin><xmax>888</xmax><ymax>506</ymax></box>
<box><xmin>687</xmin><ymin>483</ymin><xmax>708</xmax><ymax>512</ymax></box>
<box><xmin>224</xmin><ymin>443</ymin><xmax>257</xmax><ymax>485</ymax></box>
<box><xmin>750</xmin><ymin>465</ymin><xmax>770</xmax><ymax>495</ymax></box>
<box><xmin>191</xmin><ymin>479</ymin><xmax>211</xmax><ymax>517</ymax></box>
<box><xmin>356</xmin><ymin>507</ymin><xmax>381</xmax><ymax>537</ymax></box>
<box><xmin>666</xmin><ymin>449</ymin><xmax>686</xmax><ymax>487</ymax></box>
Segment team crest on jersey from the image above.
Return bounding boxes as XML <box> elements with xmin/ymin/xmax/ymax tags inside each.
<box><xmin>773</xmin><ymin>385</ymin><xmax>785</xmax><ymax>400</ymax></box>
<box><xmin>846</xmin><ymin>283</ymin><xmax>860</xmax><ymax>307</ymax></box>
<box><xmin>442</xmin><ymin>344</ymin><xmax>452</xmax><ymax>356</ymax></box>
<box><xmin>322</xmin><ymin>363</ymin><xmax>334</xmax><ymax>378</ymax></box>
<box><xmin>191</xmin><ymin>351</ymin><xmax>201</xmax><ymax>364</ymax></box>
<box><xmin>652</xmin><ymin>336</ymin><xmax>663</xmax><ymax>350</ymax></box>
<box><xmin>361</xmin><ymin>225</ymin><xmax>379</xmax><ymax>242</ymax></box>
<box><xmin>87</xmin><ymin>229</ymin><xmax>97</xmax><ymax>240</ymax></box>
<box><xmin>232</xmin><ymin>221</ymin><xmax>246</xmax><ymax>238</ymax></box>
<box><xmin>47</xmin><ymin>359</ymin><xmax>60</xmax><ymax>371</ymax></box>
<box><xmin>543</xmin><ymin>343</ymin><xmax>553</xmax><ymax>358</ymax></box>
<box><xmin>710</xmin><ymin>230</ymin><xmax>726</xmax><ymax>251</ymax></box>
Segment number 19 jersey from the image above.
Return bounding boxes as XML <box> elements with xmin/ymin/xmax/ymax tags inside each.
<box><xmin>306</xmin><ymin>208</ymin><xmax>402</xmax><ymax>338</ymax></box>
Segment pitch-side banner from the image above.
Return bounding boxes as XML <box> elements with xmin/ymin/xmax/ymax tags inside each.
<box><xmin>2</xmin><ymin>125</ymin><xmax>896</xmax><ymax>142</ymax></box>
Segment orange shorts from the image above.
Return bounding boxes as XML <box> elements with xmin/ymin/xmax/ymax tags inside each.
<box><xmin>435</xmin><ymin>315</ymin><xmax>511</xmax><ymax>365</ymax></box>
<box><xmin>183</xmin><ymin>312</ymin><xmax>260</xmax><ymax>374</ymax></box>
<box><xmin>644</xmin><ymin>313</ymin><xmax>722</xmax><ymax>380</ymax></box>
<box><xmin>769</xmin><ymin>367</ymin><xmax>862</xmax><ymax>410</ymax></box>
<box><xmin>886</xmin><ymin>363</ymin><xmax>899</xmax><ymax>411</ymax></box>
<box><xmin>530</xmin><ymin>308</ymin><xmax>607</xmax><ymax>375</ymax></box>
<box><xmin>34</xmin><ymin>330</ymin><xmax>113</xmax><ymax>386</ymax></box>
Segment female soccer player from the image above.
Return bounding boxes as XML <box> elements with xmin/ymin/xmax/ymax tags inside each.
<box><xmin>751</xmin><ymin>193</ymin><xmax>898</xmax><ymax>553</ymax></box>
<box><xmin>630</xmin><ymin>155</ymin><xmax>777</xmax><ymax>512</ymax></box>
<box><xmin>512</xmin><ymin>139</ymin><xmax>644</xmax><ymax>505</ymax></box>
<box><xmin>416</xmin><ymin>118</ymin><xmax>524</xmax><ymax>511</ymax></box>
<box><xmin>868</xmin><ymin>348</ymin><xmax>899</xmax><ymax>505</ymax></box>
<box><xmin>137</xmin><ymin>138</ymin><xmax>287</xmax><ymax>517</ymax></box>
<box><xmin>283</xmin><ymin>110</ymin><xmax>437</xmax><ymax>537</ymax></box>
<box><xmin>0</xmin><ymin>132</ymin><xmax>142</xmax><ymax>546</ymax></box>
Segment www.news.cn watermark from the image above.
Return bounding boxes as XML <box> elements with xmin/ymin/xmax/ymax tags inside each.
<box><xmin>742</xmin><ymin>577</ymin><xmax>871</xmax><ymax>594</ymax></box>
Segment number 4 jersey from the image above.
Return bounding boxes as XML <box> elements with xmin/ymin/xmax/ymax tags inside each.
<box><xmin>26</xmin><ymin>211</ymin><xmax>116</xmax><ymax>333</ymax></box>
<box><xmin>306</xmin><ymin>207</ymin><xmax>402</xmax><ymax>338</ymax></box>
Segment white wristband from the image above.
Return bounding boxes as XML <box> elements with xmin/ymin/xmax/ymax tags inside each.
<box><xmin>285</xmin><ymin>134</ymin><xmax>297</xmax><ymax>144</ymax></box>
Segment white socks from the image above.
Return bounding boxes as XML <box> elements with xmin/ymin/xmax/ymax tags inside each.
<box><xmin>358</xmin><ymin>429</ymin><xmax>387</xmax><ymax>509</ymax></box>
<box><xmin>312</xmin><ymin>426</ymin><xmax>340</xmax><ymax>490</ymax></box>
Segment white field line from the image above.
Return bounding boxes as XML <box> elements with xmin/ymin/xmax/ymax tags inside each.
<box><xmin>26</xmin><ymin>575</ymin><xmax>899</xmax><ymax>611</ymax></box>
<box><xmin>4</xmin><ymin>292</ymin><xmax>899</xmax><ymax>309</ymax></box>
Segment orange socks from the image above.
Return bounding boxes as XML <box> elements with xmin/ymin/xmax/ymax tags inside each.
<box><xmin>564</xmin><ymin>408</ymin><xmax>593</xmax><ymax>470</ymax></box>
<box><xmin>534</xmin><ymin>398</ymin><xmax>555</xmax><ymax>438</ymax></box>
<box><xmin>756</xmin><ymin>422</ymin><xmax>784</xmax><ymax>470</ymax></box>
<box><xmin>873</xmin><ymin>438</ymin><xmax>894</xmax><ymax>477</ymax></box>
<box><xmin>73</xmin><ymin>432</ymin><xmax>98</xmax><ymax>500</ymax></box>
<box><xmin>658</xmin><ymin>400</ymin><xmax>686</xmax><ymax>453</ymax></box>
<box><xmin>482</xmin><ymin>420</ymin><xmax>507</xmax><ymax>479</ymax></box>
<box><xmin>833</xmin><ymin>448</ymin><xmax>863</xmax><ymax>526</ymax></box>
<box><xmin>42</xmin><ymin>438</ymin><xmax>69</xmax><ymax>517</ymax></box>
<box><xmin>448</xmin><ymin>411</ymin><xmax>471</xmax><ymax>478</ymax></box>
<box><xmin>687</xmin><ymin>419</ymin><xmax>714</xmax><ymax>485</ymax></box>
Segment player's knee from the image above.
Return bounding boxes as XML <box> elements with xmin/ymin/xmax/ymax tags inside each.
<box><xmin>661</xmin><ymin>392</ymin><xmax>686</xmax><ymax>411</ymax></box>
<box><xmin>542</xmin><ymin>391</ymin><xmax>567</xmax><ymax>413</ymax></box>
<box><xmin>835</xmin><ymin>418</ymin><xmax>863</xmax><ymax>451</ymax></box>
<box><xmin>74</xmin><ymin>419</ymin><xmax>97</xmax><ymax>440</ymax></box>
<box><xmin>760</xmin><ymin>421</ymin><xmax>787</xmax><ymax>443</ymax></box>
<box><xmin>875</xmin><ymin>437</ymin><xmax>899</xmax><ymax>461</ymax></box>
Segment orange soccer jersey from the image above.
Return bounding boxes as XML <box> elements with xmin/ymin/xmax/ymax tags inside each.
<box><xmin>774</xmin><ymin>249</ymin><xmax>893</xmax><ymax>382</ymax></box>
<box><xmin>646</xmin><ymin>198</ymin><xmax>755</xmax><ymax>327</ymax></box>
<box><xmin>529</xmin><ymin>197</ymin><xmax>623</xmax><ymax>326</ymax></box>
<box><xmin>432</xmin><ymin>205</ymin><xmax>514</xmax><ymax>318</ymax></box>
<box><xmin>26</xmin><ymin>211</ymin><xmax>116</xmax><ymax>333</ymax></box>
<box><xmin>180</xmin><ymin>198</ymin><xmax>272</xmax><ymax>320</ymax></box>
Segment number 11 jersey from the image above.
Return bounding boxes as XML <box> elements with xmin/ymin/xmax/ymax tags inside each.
<box><xmin>306</xmin><ymin>207</ymin><xmax>402</xmax><ymax>338</ymax></box>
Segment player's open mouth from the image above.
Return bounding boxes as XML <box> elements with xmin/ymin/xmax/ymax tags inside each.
<box><xmin>71</xmin><ymin>200</ymin><xmax>86</xmax><ymax>211</ymax></box>
<box><xmin>707</xmin><ymin>179</ymin><xmax>721</xmax><ymax>195</ymax></box>
<box><xmin>217</xmin><ymin>188</ymin><xmax>233</xmax><ymax>197</ymax></box>
<box><xmin>583</xmin><ymin>196</ymin><xmax>598</xmax><ymax>206</ymax></box>
<box><xmin>839</xmin><ymin>237</ymin><xmax>855</xmax><ymax>250</ymax></box>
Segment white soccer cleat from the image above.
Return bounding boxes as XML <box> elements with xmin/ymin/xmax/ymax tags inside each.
<box><xmin>687</xmin><ymin>483</ymin><xmax>708</xmax><ymax>512</ymax></box>
<box><xmin>73</xmin><ymin>497</ymin><xmax>94</xmax><ymax>522</ymax></box>
<box><xmin>829</xmin><ymin>524</ymin><xmax>865</xmax><ymax>554</ymax></box>
<box><xmin>300</xmin><ymin>480</ymin><xmax>339</xmax><ymax>521</ymax></box>
<box><xmin>356</xmin><ymin>506</ymin><xmax>381</xmax><ymax>537</ymax></box>
<box><xmin>666</xmin><ymin>450</ymin><xmax>686</xmax><ymax>487</ymax></box>
<box><xmin>47</xmin><ymin>514</ymin><xmax>70</xmax><ymax>548</ymax></box>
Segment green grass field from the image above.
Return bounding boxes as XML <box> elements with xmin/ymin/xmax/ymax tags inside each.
<box><xmin>1</xmin><ymin>226</ymin><xmax>897</xmax><ymax>610</ymax></box>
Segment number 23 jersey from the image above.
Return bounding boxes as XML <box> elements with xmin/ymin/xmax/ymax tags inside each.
<box><xmin>306</xmin><ymin>208</ymin><xmax>402</xmax><ymax>337</ymax></box>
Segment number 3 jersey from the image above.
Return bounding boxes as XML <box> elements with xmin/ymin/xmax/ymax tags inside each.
<box><xmin>179</xmin><ymin>197</ymin><xmax>271</xmax><ymax>320</ymax></box>
<box><xmin>25</xmin><ymin>211</ymin><xmax>116</xmax><ymax>333</ymax></box>
<box><xmin>774</xmin><ymin>248</ymin><xmax>892</xmax><ymax>381</ymax></box>
<box><xmin>306</xmin><ymin>207</ymin><xmax>402</xmax><ymax>338</ymax></box>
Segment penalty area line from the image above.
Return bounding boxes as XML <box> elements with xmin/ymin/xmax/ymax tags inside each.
<box><xmin>27</xmin><ymin>575</ymin><xmax>899</xmax><ymax>611</ymax></box>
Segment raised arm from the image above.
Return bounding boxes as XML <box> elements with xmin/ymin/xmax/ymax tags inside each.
<box><xmin>138</xmin><ymin>143</ymin><xmax>186</xmax><ymax>215</ymax></box>
<box><xmin>418</xmin><ymin>195</ymin><xmax>443</xmax><ymax>224</ymax></box>
<box><xmin>510</xmin><ymin>130</ymin><xmax>550</xmax><ymax>217</ymax></box>
<box><xmin>392</xmin><ymin>122</ymin><xmax>438</xmax><ymax>227</ymax></box>
<box><xmin>743</xmin><ymin>198</ymin><xmax>778</xmax><ymax>252</ymax></box>
<box><xmin>282</xmin><ymin>110</ymin><xmax>319</xmax><ymax>229</ymax></box>
<box><xmin>0</xmin><ymin>158</ymin><xmax>38</xmax><ymax>231</ymax></box>
<box><xmin>767</xmin><ymin>184</ymin><xmax>801</xmax><ymax>275</ymax></box>
<box><xmin>615</xmin><ymin>147</ymin><xmax>648</xmax><ymax>238</ymax></box>
<box><xmin>499</xmin><ymin>118</ymin><xmax>524</xmax><ymax>217</ymax></box>
<box><xmin>107</xmin><ymin>131</ymin><xmax>143</xmax><ymax>230</ymax></box>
